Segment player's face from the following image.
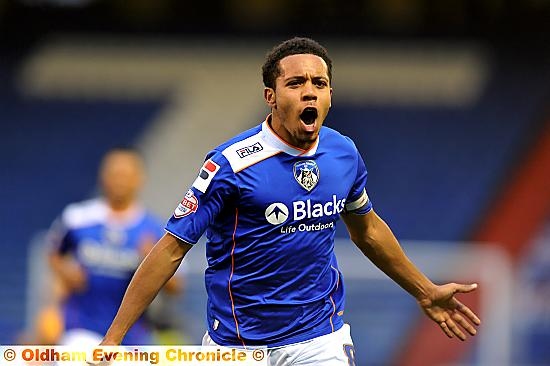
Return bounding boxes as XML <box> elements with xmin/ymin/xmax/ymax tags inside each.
<box><xmin>100</xmin><ymin>151</ymin><xmax>144</xmax><ymax>209</ymax></box>
<box><xmin>265</xmin><ymin>54</ymin><xmax>332</xmax><ymax>150</ymax></box>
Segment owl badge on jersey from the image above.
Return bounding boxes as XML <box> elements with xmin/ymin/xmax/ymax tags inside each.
<box><xmin>293</xmin><ymin>160</ymin><xmax>320</xmax><ymax>191</ymax></box>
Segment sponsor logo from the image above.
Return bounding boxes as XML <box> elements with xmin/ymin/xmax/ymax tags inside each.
<box><xmin>79</xmin><ymin>241</ymin><xmax>140</xmax><ymax>272</ymax></box>
<box><xmin>192</xmin><ymin>159</ymin><xmax>220</xmax><ymax>193</ymax></box>
<box><xmin>236</xmin><ymin>142</ymin><xmax>263</xmax><ymax>158</ymax></box>
<box><xmin>174</xmin><ymin>189</ymin><xmax>199</xmax><ymax>218</ymax></box>
<box><xmin>265</xmin><ymin>195</ymin><xmax>346</xmax><ymax>225</ymax></box>
<box><xmin>280</xmin><ymin>222</ymin><xmax>335</xmax><ymax>233</ymax></box>
<box><xmin>293</xmin><ymin>195</ymin><xmax>345</xmax><ymax>220</ymax></box>
<box><xmin>293</xmin><ymin>160</ymin><xmax>319</xmax><ymax>191</ymax></box>
<box><xmin>265</xmin><ymin>202</ymin><xmax>289</xmax><ymax>225</ymax></box>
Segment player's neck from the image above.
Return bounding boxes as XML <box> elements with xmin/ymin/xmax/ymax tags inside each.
<box><xmin>107</xmin><ymin>199</ymin><xmax>137</xmax><ymax>214</ymax></box>
<box><xmin>268</xmin><ymin>114</ymin><xmax>314</xmax><ymax>151</ymax></box>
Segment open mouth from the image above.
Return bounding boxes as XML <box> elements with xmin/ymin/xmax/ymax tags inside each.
<box><xmin>300</xmin><ymin>107</ymin><xmax>318</xmax><ymax>125</ymax></box>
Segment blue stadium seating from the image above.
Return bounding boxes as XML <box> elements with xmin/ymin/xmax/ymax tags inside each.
<box><xmin>329</xmin><ymin>64</ymin><xmax>549</xmax><ymax>241</ymax></box>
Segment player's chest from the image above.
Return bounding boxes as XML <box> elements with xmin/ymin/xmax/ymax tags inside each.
<box><xmin>236</xmin><ymin>156</ymin><xmax>354</xmax><ymax>212</ymax></box>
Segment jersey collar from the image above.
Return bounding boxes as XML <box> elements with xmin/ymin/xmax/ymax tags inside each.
<box><xmin>103</xmin><ymin>200</ymin><xmax>146</xmax><ymax>227</ymax></box>
<box><xmin>261</xmin><ymin>115</ymin><xmax>319</xmax><ymax>157</ymax></box>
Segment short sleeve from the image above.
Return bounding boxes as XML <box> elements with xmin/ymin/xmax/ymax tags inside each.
<box><xmin>165</xmin><ymin>151</ymin><xmax>238</xmax><ymax>244</ymax></box>
<box><xmin>47</xmin><ymin>216</ymin><xmax>74</xmax><ymax>255</ymax></box>
<box><xmin>344</xmin><ymin>148</ymin><xmax>373</xmax><ymax>215</ymax></box>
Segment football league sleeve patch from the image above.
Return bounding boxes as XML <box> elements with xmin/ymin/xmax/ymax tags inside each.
<box><xmin>173</xmin><ymin>189</ymin><xmax>200</xmax><ymax>218</ymax></box>
<box><xmin>165</xmin><ymin>153</ymin><xmax>237</xmax><ymax>244</ymax></box>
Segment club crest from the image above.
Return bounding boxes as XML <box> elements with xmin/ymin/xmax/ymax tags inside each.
<box><xmin>293</xmin><ymin>160</ymin><xmax>320</xmax><ymax>191</ymax></box>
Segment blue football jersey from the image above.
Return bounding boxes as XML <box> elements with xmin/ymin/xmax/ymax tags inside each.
<box><xmin>49</xmin><ymin>198</ymin><xmax>164</xmax><ymax>345</ymax></box>
<box><xmin>166</xmin><ymin>117</ymin><xmax>372</xmax><ymax>347</ymax></box>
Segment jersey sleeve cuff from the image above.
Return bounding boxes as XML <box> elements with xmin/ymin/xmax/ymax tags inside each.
<box><xmin>345</xmin><ymin>188</ymin><xmax>371</xmax><ymax>213</ymax></box>
<box><xmin>164</xmin><ymin>228</ymin><xmax>198</xmax><ymax>245</ymax></box>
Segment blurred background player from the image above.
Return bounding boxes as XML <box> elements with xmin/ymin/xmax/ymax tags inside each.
<box><xmin>45</xmin><ymin>147</ymin><xmax>183</xmax><ymax>345</ymax></box>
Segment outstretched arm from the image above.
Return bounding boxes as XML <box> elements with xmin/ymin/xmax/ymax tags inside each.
<box><xmin>341</xmin><ymin>210</ymin><xmax>481</xmax><ymax>341</ymax></box>
<box><xmin>102</xmin><ymin>233</ymin><xmax>192</xmax><ymax>345</ymax></box>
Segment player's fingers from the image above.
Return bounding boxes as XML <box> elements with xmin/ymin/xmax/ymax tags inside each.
<box><xmin>439</xmin><ymin>320</ymin><xmax>454</xmax><ymax>339</ymax></box>
<box><xmin>445</xmin><ymin>318</ymin><xmax>466</xmax><ymax>341</ymax></box>
<box><xmin>451</xmin><ymin>312</ymin><xmax>477</xmax><ymax>336</ymax></box>
<box><xmin>453</xmin><ymin>283</ymin><xmax>478</xmax><ymax>294</ymax></box>
<box><xmin>86</xmin><ymin>357</ymin><xmax>108</xmax><ymax>366</ymax></box>
<box><xmin>454</xmin><ymin>299</ymin><xmax>481</xmax><ymax>325</ymax></box>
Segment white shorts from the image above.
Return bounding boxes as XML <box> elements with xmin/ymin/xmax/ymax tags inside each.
<box><xmin>59</xmin><ymin>328</ymin><xmax>103</xmax><ymax>346</ymax></box>
<box><xmin>202</xmin><ymin>323</ymin><xmax>356</xmax><ymax>366</ymax></box>
<box><xmin>60</xmin><ymin>328</ymin><xmax>151</xmax><ymax>366</ymax></box>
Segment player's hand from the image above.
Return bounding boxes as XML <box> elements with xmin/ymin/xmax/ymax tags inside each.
<box><xmin>418</xmin><ymin>283</ymin><xmax>481</xmax><ymax>341</ymax></box>
<box><xmin>86</xmin><ymin>357</ymin><xmax>112</xmax><ymax>366</ymax></box>
<box><xmin>139</xmin><ymin>233</ymin><xmax>156</xmax><ymax>258</ymax></box>
<box><xmin>85</xmin><ymin>344</ymin><xmax>120</xmax><ymax>366</ymax></box>
<box><xmin>60</xmin><ymin>259</ymin><xmax>87</xmax><ymax>292</ymax></box>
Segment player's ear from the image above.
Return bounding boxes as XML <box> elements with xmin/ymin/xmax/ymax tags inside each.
<box><xmin>264</xmin><ymin>87</ymin><xmax>276</xmax><ymax>108</ymax></box>
<box><xmin>330</xmin><ymin>87</ymin><xmax>333</xmax><ymax>108</ymax></box>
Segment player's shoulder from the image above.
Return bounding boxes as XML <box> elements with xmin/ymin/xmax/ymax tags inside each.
<box><xmin>320</xmin><ymin>125</ymin><xmax>358</xmax><ymax>152</ymax></box>
<box><xmin>61</xmin><ymin>198</ymin><xmax>107</xmax><ymax>229</ymax></box>
<box><xmin>213</xmin><ymin>124</ymin><xmax>263</xmax><ymax>153</ymax></box>
<box><xmin>209</xmin><ymin>123</ymin><xmax>278</xmax><ymax>173</ymax></box>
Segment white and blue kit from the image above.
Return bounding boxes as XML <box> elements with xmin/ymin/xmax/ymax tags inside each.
<box><xmin>166</xmin><ymin>117</ymin><xmax>372</xmax><ymax>348</ymax></box>
<box><xmin>50</xmin><ymin>199</ymin><xmax>163</xmax><ymax>345</ymax></box>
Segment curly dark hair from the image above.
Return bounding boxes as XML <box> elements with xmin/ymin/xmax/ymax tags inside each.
<box><xmin>262</xmin><ymin>37</ymin><xmax>332</xmax><ymax>89</ymax></box>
